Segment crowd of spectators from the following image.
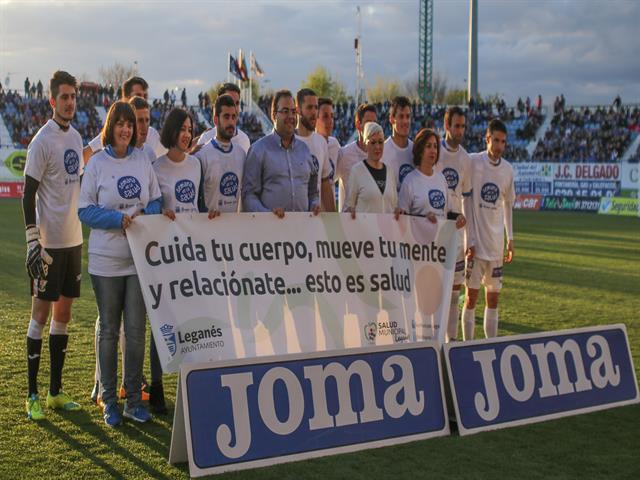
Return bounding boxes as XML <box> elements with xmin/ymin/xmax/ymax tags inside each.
<box><xmin>3</xmin><ymin>81</ymin><xmax>639</xmax><ymax>166</ymax></box>
<box><xmin>531</xmin><ymin>105</ymin><xmax>640</xmax><ymax>163</ymax></box>
<box><xmin>0</xmin><ymin>88</ymin><xmax>102</xmax><ymax>148</ymax></box>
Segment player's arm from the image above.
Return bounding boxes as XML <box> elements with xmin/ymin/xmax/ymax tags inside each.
<box><xmin>462</xmin><ymin>191</ymin><xmax>476</xmax><ymax>259</ymax></box>
<box><xmin>504</xmin><ymin>174</ymin><xmax>515</xmax><ymax>263</ymax></box>
<box><xmin>22</xmin><ymin>174</ymin><xmax>52</xmax><ymax>279</ymax></box>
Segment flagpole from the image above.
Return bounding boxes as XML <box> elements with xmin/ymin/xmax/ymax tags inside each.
<box><xmin>249</xmin><ymin>51</ymin><xmax>253</xmax><ymax>113</ymax></box>
<box><xmin>227</xmin><ymin>52</ymin><xmax>230</xmax><ymax>83</ymax></box>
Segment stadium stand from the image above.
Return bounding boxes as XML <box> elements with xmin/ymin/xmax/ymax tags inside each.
<box><xmin>531</xmin><ymin>105</ymin><xmax>640</xmax><ymax>163</ymax></box>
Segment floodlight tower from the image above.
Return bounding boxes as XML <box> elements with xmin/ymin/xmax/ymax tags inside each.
<box><xmin>468</xmin><ymin>0</ymin><xmax>478</xmax><ymax>102</ymax></box>
<box><xmin>418</xmin><ymin>0</ymin><xmax>434</xmax><ymax>102</ymax></box>
<box><xmin>355</xmin><ymin>6</ymin><xmax>365</xmax><ymax>104</ymax></box>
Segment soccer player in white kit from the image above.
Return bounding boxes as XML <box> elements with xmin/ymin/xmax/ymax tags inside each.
<box><xmin>336</xmin><ymin>104</ymin><xmax>377</xmax><ymax>211</ymax></box>
<box><xmin>463</xmin><ymin>119</ymin><xmax>515</xmax><ymax>340</ymax></box>
<box><xmin>196</xmin><ymin>83</ymin><xmax>251</xmax><ymax>154</ymax></box>
<box><xmin>194</xmin><ymin>94</ymin><xmax>246</xmax><ymax>215</ymax></box>
<box><xmin>22</xmin><ymin>71</ymin><xmax>84</xmax><ymax>420</ymax></box>
<box><xmin>82</xmin><ymin>76</ymin><xmax>166</xmax><ymax>163</ymax></box>
<box><xmin>382</xmin><ymin>96</ymin><xmax>414</xmax><ymax>192</ymax></box>
<box><xmin>295</xmin><ymin>88</ymin><xmax>335</xmax><ymax>212</ymax></box>
<box><xmin>435</xmin><ymin>106</ymin><xmax>475</xmax><ymax>342</ymax></box>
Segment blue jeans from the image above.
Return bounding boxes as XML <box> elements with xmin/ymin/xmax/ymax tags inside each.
<box><xmin>90</xmin><ymin>274</ymin><xmax>146</xmax><ymax>407</ymax></box>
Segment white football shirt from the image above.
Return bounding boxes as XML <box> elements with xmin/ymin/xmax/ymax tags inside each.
<box><xmin>79</xmin><ymin>148</ymin><xmax>161</xmax><ymax>276</ymax></box>
<box><xmin>194</xmin><ymin>139</ymin><xmax>246</xmax><ymax>213</ymax></box>
<box><xmin>153</xmin><ymin>154</ymin><xmax>201</xmax><ymax>214</ymax></box>
<box><xmin>435</xmin><ymin>140</ymin><xmax>472</xmax><ymax>214</ymax></box>
<box><xmin>468</xmin><ymin>151</ymin><xmax>515</xmax><ymax>261</ymax></box>
<box><xmin>382</xmin><ymin>137</ymin><xmax>414</xmax><ymax>192</ymax></box>
<box><xmin>398</xmin><ymin>168</ymin><xmax>449</xmax><ymax>220</ymax></box>
<box><xmin>24</xmin><ymin>119</ymin><xmax>84</xmax><ymax>248</ymax></box>
<box><xmin>296</xmin><ymin>131</ymin><xmax>332</xmax><ymax>194</ymax></box>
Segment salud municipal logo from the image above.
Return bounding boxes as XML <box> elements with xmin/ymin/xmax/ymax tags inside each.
<box><xmin>160</xmin><ymin>324</ymin><xmax>177</xmax><ymax>356</ymax></box>
<box><xmin>364</xmin><ymin>322</ymin><xmax>377</xmax><ymax>343</ymax></box>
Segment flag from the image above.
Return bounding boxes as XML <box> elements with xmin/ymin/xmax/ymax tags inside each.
<box><xmin>250</xmin><ymin>52</ymin><xmax>265</xmax><ymax>77</ymax></box>
<box><xmin>229</xmin><ymin>54</ymin><xmax>243</xmax><ymax>81</ymax></box>
<box><xmin>238</xmin><ymin>49</ymin><xmax>249</xmax><ymax>82</ymax></box>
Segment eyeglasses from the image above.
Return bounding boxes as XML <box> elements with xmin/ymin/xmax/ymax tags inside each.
<box><xmin>277</xmin><ymin>108</ymin><xmax>297</xmax><ymax>116</ymax></box>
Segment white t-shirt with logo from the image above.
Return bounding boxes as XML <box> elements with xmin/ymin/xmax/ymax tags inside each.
<box><xmin>382</xmin><ymin>137</ymin><xmax>414</xmax><ymax>192</ymax></box>
<box><xmin>194</xmin><ymin>139</ymin><xmax>246</xmax><ymax>213</ymax></box>
<box><xmin>89</xmin><ymin>126</ymin><xmax>166</xmax><ymax>158</ymax></box>
<box><xmin>468</xmin><ymin>151</ymin><xmax>515</xmax><ymax>261</ymax></box>
<box><xmin>153</xmin><ymin>154</ymin><xmax>201</xmax><ymax>214</ymax></box>
<box><xmin>336</xmin><ymin>140</ymin><xmax>368</xmax><ymax>212</ymax></box>
<box><xmin>79</xmin><ymin>148</ymin><xmax>161</xmax><ymax>276</ymax></box>
<box><xmin>398</xmin><ymin>168</ymin><xmax>449</xmax><ymax>220</ymax></box>
<box><xmin>296</xmin><ymin>131</ymin><xmax>332</xmax><ymax>193</ymax></box>
<box><xmin>435</xmin><ymin>141</ymin><xmax>472</xmax><ymax>214</ymax></box>
<box><xmin>197</xmin><ymin>127</ymin><xmax>251</xmax><ymax>154</ymax></box>
<box><xmin>24</xmin><ymin>119</ymin><xmax>84</xmax><ymax>248</ymax></box>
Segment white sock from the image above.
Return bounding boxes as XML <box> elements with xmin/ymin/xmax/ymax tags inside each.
<box><xmin>27</xmin><ymin>318</ymin><xmax>45</xmax><ymax>340</ymax></box>
<box><xmin>49</xmin><ymin>319</ymin><xmax>69</xmax><ymax>335</ymax></box>
<box><xmin>484</xmin><ymin>307</ymin><xmax>499</xmax><ymax>338</ymax></box>
<box><xmin>462</xmin><ymin>307</ymin><xmax>475</xmax><ymax>341</ymax></box>
<box><xmin>446</xmin><ymin>292</ymin><xmax>460</xmax><ymax>342</ymax></box>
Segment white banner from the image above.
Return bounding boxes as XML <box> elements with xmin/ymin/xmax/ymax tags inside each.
<box><xmin>127</xmin><ymin>213</ymin><xmax>458</xmax><ymax>373</ymax></box>
<box><xmin>621</xmin><ymin>163</ymin><xmax>639</xmax><ymax>192</ymax></box>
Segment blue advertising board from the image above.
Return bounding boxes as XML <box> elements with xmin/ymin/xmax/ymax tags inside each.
<box><xmin>444</xmin><ymin>324</ymin><xmax>639</xmax><ymax>436</ymax></box>
<box><xmin>170</xmin><ymin>342</ymin><xmax>449</xmax><ymax>476</ymax></box>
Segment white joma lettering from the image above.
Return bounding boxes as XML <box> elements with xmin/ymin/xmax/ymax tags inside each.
<box><xmin>472</xmin><ymin>335</ymin><xmax>621</xmax><ymax>421</ymax></box>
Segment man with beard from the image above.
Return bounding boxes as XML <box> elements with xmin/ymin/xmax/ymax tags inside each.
<box><xmin>316</xmin><ymin>97</ymin><xmax>342</xmax><ymax>190</ymax></box>
<box><xmin>382</xmin><ymin>96</ymin><xmax>414</xmax><ymax>191</ymax></box>
<box><xmin>295</xmin><ymin>88</ymin><xmax>335</xmax><ymax>211</ymax></box>
<box><xmin>435</xmin><ymin>106</ymin><xmax>475</xmax><ymax>342</ymax></box>
<box><xmin>195</xmin><ymin>94</ymin><xmax>246</xmax><ymax>214</ymax></box>
<box><xmin>196</xmin><ymin>83</ymin><xmax>251</xmax><ymax>154</ymax></box>
<box><xmin>242</xmin><ymin>89</ymin><xmax>320</xmax><ymax>217</ymax></box>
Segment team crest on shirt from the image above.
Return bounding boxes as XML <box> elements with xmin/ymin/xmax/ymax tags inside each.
<box><xmin>117</xmin><ymin>176</ymin><xmax>142</xmax><ymax>200</ymax></box>
<box><xmin>398</xmin><ymin>164</ymin><xmax>415</xmax><ymax>186</ymax></box>
<box><xmin>219</xmin><ymin>172</ymin><xmax>239</xmax><ymax>197</ymax></box>
<box><xmin>160</xmin><ymin>324</ymin><xmax>177</xmax><ymax>356</ymax></box>
<box><xmin>63</xmin><ymin>149</ymin><xmax>80</xmax><ymax>175</ymax></box>
<box><xmin>442</xmin><ymin>167</ymin><xmax>459</xmax><ymax>190</ymax></box>
<box><xmin>175</xmin><ymin>179</ymin><xmax>196</xmax><ymax>205</ymax></box>
<box><xmin>480</xmin><ymin>182</ymin><xmax>500</xmax><ymax>204</ymax></box>
<box><xmin>428</xmin><ymin>189</ymin><xmax>446</xmax><ymax>210</ymax></box>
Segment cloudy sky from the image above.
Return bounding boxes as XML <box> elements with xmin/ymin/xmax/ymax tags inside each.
<box><xmin>1</xmin><ymin>0</ymin><xmax>638</xmax><ymax>106</ymax></box>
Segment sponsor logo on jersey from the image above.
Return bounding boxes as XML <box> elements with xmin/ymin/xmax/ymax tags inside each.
<box><xmin>219</xmin><ymin>172</ymin><xmax>239</xmax><ymax>197</ymax></box>
<box><xmin>481</xmin><ymin>182</ymin><xmax>500</xmax><ymax>204</ymax></box>
<box><xmin>64</xmin><ymin>149</ymin><xmax>80</xmax><ymax>175</ymax></box>
<box><xmin>175</xmin><ymin>179</ymin><xmax>196</xmax><ymax>205</ymax></box>
<box><xmin>398</xmin><ymin>164</ymin><xmax>415</xmax><ymax>186</ymax></box>
<box><xmin>117</xmin><ymin>176</ymin><xmax>142</xmax><ymax>200</ymax></box>
<box><xmin>160</xmin><ymin>323</ymin><xmax>177</xmax><ymax>356</ymax></box>
<box><xmin>442</xmin><ymin>168</ymin><xmax>459</xmax><ymax>190</ymax></box>
<box><xmin>428</xmin><ymin>189</ymin><xmax>446</xmax><ymax>210</ymax></box>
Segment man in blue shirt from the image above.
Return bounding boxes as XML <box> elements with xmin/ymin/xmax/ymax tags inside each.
<box><xmin>242</xmin><ymin>89</ymin><xmax>320</xmax><ymax>217</ymax></box>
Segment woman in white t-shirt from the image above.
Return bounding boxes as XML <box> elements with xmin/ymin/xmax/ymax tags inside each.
<box><xmin>79</xmin><ymin>101</ymin><xmax>161</xmax><ymax>427</ymax></box>
<box><xmin>396</xmin><ymin>128</ymin><xmax>466</xmax><ymax>229</ymax></box>
<box><xmin>345</xmin><ymin>122</ymin><xmax>397</xmax><ymax>216</ymax></box>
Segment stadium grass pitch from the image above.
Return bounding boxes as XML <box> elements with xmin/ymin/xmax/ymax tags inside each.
<box><xmin>0</xmin><ymin>198</ymin><xmax>638</xmax><ymax>479</ymax></box>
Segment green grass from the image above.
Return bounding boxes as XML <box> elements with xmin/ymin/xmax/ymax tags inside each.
<box><xmin>0</xmin><ymin>200</ymin><xmax>638</xmax><ymax>479</ymax></box>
